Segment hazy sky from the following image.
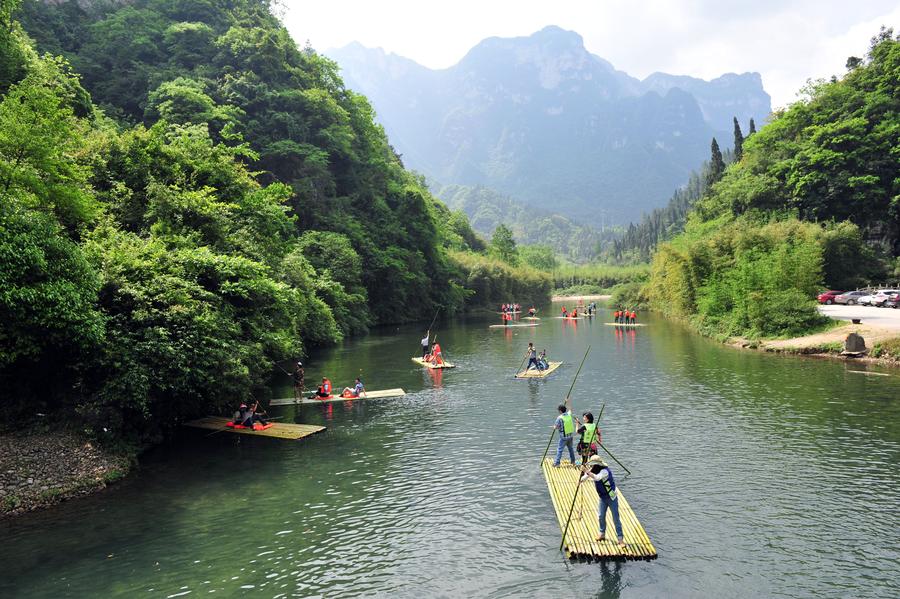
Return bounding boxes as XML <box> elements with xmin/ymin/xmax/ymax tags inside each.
<box><xmin>280</xmin><ymin>0</ymin><xmax>899</xmax><ymax>109</ymax></box>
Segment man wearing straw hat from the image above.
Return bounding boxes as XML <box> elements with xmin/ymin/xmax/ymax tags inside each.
<box><xmin>579</xmin><ymin>455</ymin><xmax>625</xmax><ymax>547</ymax></box>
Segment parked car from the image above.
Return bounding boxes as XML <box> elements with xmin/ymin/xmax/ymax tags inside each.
<box><xmin>885</xmin><ymin>296</ymin><xmax>900</xmax><ymax>309</ymax></box>
<box><xmin>834</xmin><ymin>291</ymin><xmax>869</xmax><ymax>305</ymax></box>
<box><xmin>858</xmin><ymin>293</ymin><xmax>879</xmax><ymax>306</ymax></box>
<box><xmin>859</xmin><ymin>290</ymin><xmax>899</xmax><ymax>306</ymax></box>
<box><xmin>872</xmin><ymin>290</ymin><xmax>900</xmax><ymax>307</ymax></box>
<box><xmin>817</xmin><ymin>290</ymin><xmax>844</xmax><ymax>305</ymax></box>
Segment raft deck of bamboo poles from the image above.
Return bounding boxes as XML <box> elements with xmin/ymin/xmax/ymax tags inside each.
<box><xmin>542</xmin><ymin>458</ymin><xmax>657</xmax><ymax>561</ymax></box>
<box><xmin>184</xmin><ymin>416</ymin><xmax>325</xmax><ymax>440</ymax></box>
<box><xmin>270</xmin><ymin>388</ymin><xmax>406</xmax><ymax>406</ymax></box>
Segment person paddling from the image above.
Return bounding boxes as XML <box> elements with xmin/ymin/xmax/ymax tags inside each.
<box><xmin>525</xmin><ymin>342</ymin><xmax>539</xmax><ymax>371</ymax></box>
<box><xmin>579</xmin><ymin>455</ymin><xmax>626</xmax><ymax>547</ymax></box>
<box><xmin>561</xmin><ymin>306</ymin><xmax>568</xmax><ymax>318</ymax></box>
<box><xmin>421</xmin><ymin>330</ymin><xmax>431</xmax><ymax>358</ymax></box>
<box><xmin>293</xmin><ymin>362</ymin><xmax>305</xmax><ymax>401</ymax></box>
<box><xmin>552</xmin><ymin>403</ymin><xmax>577</xmax><ymax>467</ymax></box>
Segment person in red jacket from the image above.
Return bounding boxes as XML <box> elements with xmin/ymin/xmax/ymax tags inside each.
<box><xmin>313</xmin><ymin>377</ymin><xmax>332</xmax><ymax>399</ymax></box>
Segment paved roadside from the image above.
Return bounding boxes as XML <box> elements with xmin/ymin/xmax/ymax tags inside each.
<box><xmin>818</xmin><ymin>304</ymin><xmax>900</xmax><ymax>330</ymax></box>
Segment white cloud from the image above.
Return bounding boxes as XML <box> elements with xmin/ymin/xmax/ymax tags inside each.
<box><xmin>281</xmin><ymin>0</ymin><xmax>899</xmax><ymax>108</ymax></box>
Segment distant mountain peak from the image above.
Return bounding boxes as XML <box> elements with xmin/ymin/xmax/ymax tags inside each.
<box><xmin>327</xmin><ymin>29</ymin><xmax>771</xmax><ymax>226</ymax></box>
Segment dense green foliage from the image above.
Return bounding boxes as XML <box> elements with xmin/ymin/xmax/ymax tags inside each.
<box><xmin>448</xmin><ymin>251</ymin><xmax>552</xmax><ymax>309</ymax></box>
<box><xmin>648</xmin><ymin>30</ymin><xmax>899</xmax><ymax>339</ymax></box>
<box><xmin>1</xmin><ymin>1</ymin><xmax>546</xmax><ymax>444</ymax></box>
<box><xmin>553</xmin><ymin>263</ymin><xmax>649</xmax><ymax>294</ymax></box>
<box><xmin>437</xmin><ymin>184</ymin><xmax>604</xmax><ymax>262</ymax></box>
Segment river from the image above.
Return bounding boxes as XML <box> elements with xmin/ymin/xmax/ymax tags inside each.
<box><xmin>3</xmin><ymin>306</ymin><xmax>899</xmax><ymax>598</ymax></box>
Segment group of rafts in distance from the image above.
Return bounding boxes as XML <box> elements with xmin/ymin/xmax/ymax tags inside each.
<box><xmin>186</xmin><ymin>298</ymin><xmax>655</xmax><ymax>561</ymax></box>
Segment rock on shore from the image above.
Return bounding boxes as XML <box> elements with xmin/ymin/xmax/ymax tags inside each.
<box><xmin>0</xmin><ymin>431</ymin><xmax>131</xmax><ymax>518</ymax></box>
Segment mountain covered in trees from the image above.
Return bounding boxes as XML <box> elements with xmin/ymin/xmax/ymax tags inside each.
<box><xmin>646</xmin><ymin>29</ymin><xmax>899</xmax><ymax>339</ymax></box>
<box><xmin>327</xmin><ymin>26</ymin><xmax>771</xmax><ymax>226</ymax></box>
<box><xmin>2</xmin><ymin>0</ymin><xmax>551</xmax><ymax>444</ymax></box>
<box><xmin>436</xmin><ymin>184</ymin><xmax>606</xmax><ymax>262</ymax></box>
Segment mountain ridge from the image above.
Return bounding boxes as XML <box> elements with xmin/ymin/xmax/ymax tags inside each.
<box><xmin>327</xmin><ymin>27</ymin><xmax>770</xmax><ymax>225</ymax></box>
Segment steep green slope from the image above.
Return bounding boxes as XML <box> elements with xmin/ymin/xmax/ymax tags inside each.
<box><xmin>648</xmin><ymin>30</ymin><xmax>899</xmax><ymax>339</ymax></box>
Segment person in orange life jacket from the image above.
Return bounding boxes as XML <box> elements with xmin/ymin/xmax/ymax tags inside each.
<box><xmin>552</xmin><ymin>403</ymin><xmax>577</xmax><ymax>467</ymax></box>
<box><xmin>341</xmin><ymin>377</ymin><xmax>365</xmax><ymax>398</ymax></box>
<box><xmin>572</xmin><ymin>308</ymin><xmax>578</xmax><ymax>318</ymax></box>
<box><xmin>613</xmin><ymin>309</ymin><xmax>620</xmax><ymax>322</ymax></box>
<box><xmin>579</xmin><ymin>455</ymin><xmax>625</xmax><ymax>547</ymax></box>
<box><xmin>576</xmin><ymin>411</ymin><xmax>600</xmax><ymax>464</ymax></box>
<box><xmin>561</xmin><ymin>306</ymin><xmax>568</xmax><ymax>317</ymax></box>
<box><xmin>312</xmin><ymin>377</ymin><xmax>332</xmax><ymax>399</ymax></box>
<box><xmin>630</xmin><ymin>310</ymin><xmax>637</xmax><ymax>324</ymax></box>
<box><xmin>431</xmin><ymin>340</ymin><xmax>443</xmax><ymax>365</ymax></box>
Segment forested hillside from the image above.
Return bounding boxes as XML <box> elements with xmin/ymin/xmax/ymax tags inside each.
<box><xmin>1</xmin><ymin>0</ymin><xmax>549</xmax><ymax>445</ymax></box>
<box><xmin>437</xmin><ymin>184</ymin><xmax>606</xmax><ymax>262</ymax></box>
<box><xmin>647</xmin><ymin>29</ymin><xmax>899</xmax><ymax>339</ymax></box>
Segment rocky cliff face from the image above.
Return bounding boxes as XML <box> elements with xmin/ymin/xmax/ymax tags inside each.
<box><xmin>328</xmin><ymin>26</ymin><xmax>771</xmax><ymax>225</ymax></box>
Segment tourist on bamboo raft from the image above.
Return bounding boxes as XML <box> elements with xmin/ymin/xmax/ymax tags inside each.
<box><xmin>552</xmin><ymin>403</ymin><xmax>577</xmax><ymax>467</ymax></box>
<box><xmin>538</xmin><ymin>349</ymin><xmax>548</xmax><ymax>370</ymax></box>
<box><xmin>430</xmin><ymin>340</ymin><xmax>444</xmax><ymax>365</ymax></box>
<box><xmin>234</xmin><ymin>400</ymin><xmax>268</xmax><ymax>427</ymax></box>
<box><xmin>579</xmin><ymin>455</ymin><xmax>625</xmax><ymax>547</ymax></box>
<box><xmin>311</xmin><ymin>377</ymin><xmax>332</xmax><ymax>399</ymax></box>
<box><xmin>341</xmin><ymin>377</ymin><xmax>365</xmax><ymax>398</ymax></box>
<box><xmin>576</xmin><ymin>411</ymin><xmax>600</xmax><ymax>464</ymax></box>
<box><xmin>528</xmin><ymin>306</ymin><xmax>536</xmax><ymax>317</ymax></box>
<box><xmin>292</xmin><ymin>362</ymin><xmax>305</xmax><ymax>401</ymax></box>
<box><xmin>421</xmin><ymin>330</ymin><xmax>430</xmax><ymax>358</ymax></box>
<box><xmin>525</xmin><ymin>342</ymin><xmax>539</xmax><ymax>371</ymax></box>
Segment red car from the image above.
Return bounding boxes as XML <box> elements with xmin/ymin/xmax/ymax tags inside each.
<box><xmin>817</xmin><ymin>290</ymin><xmax>844</xmax><ymax>305</ymax></box>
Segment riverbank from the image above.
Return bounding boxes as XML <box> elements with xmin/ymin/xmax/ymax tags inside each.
<box><xmin>730</xmin><ymin>322</ymin><xmax>900</xmax><ymax>367</ymax></box>
<box><xmin>0</xmin><ymin>431</ymin><xmax>131</xmax><ymax>518</ymax></box>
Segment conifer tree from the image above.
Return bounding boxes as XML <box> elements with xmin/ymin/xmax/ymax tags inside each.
<box><xmin>733</xmin><ymin>117</ymin><xmax>744</xmax><ymax>161</ymax></box>
<box><xmin>748</xmin><ymin>118</ymin><xmax>757</xmax><ymax>136</ymax></box>
<box><xmin>707</xmin><ymin>138</ymin><xmax>725</xmax><ymax>187</ymax></box>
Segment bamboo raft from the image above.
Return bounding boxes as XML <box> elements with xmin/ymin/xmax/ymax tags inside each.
<box><xmin>515</xmin><ymin>361</ymin><xmax>563</xmax><ymax>378</ymax></box>
<box><xmin>184</xmin><ymin>417</ymin><xmax>325</xmax><ymax>440</ymax></box>
<box><xmin>411</xmin><ymin>357</ymin><xmax>455</xmax><ymax>369</ymax></box>
<box><xmin>541</xmin><ymin>458</ymin><xmax>657</xmax><ymax>561</ymax></box>
<box><xmin>270</xmin><ymin>388</ymin><xmax>406</xmax><ymax>406</ymax></box>
<box><xmin>524</xmin><ymin>316</ymin><xmax>541</xmax><ymax>320</ymax></box>
<box><xmin>554</xmin><ymin>316</ymin><xmax>585</xmax><ymax>320</ymax></box>
<box><xmin>489</xmin><ymin>323</ymin><xmax>539</xmax><ymax>328</ymax></box>
<box><xmin>604</xmin><ymin>323</ymin><xmax>647</xmax><ymax>327</ymax></box>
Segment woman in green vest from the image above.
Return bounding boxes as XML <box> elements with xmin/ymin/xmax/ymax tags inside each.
<box><xmin>576</xmin><ymin>411</ymin><xmax>600</xmax><ymax>465</ymax></box>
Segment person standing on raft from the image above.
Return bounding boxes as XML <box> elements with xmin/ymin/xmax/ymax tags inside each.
<box><xmin>552</xmin><ymin>403</ymin><xmax>577</xmax><ymax>467</ymax></box>
<box><xmin>579</xmin><ymin>455</ymin><xmax>626</xmax><ymax>547</ymax></box>
<box><xmin>525</xmin><ymin>342</ymin><xmax>539</xmax><ymax>371</ymax></box>
<box><xmin>292</xmin><ymin>362</ymin><xmax>305</xmax><ymax>401</ymax></box>
<box><xmin>576</xmin><ymin>411</ymin><xmax>600</xmax><ymax>464</ymax></box>
<box><xmin>421</xmin><ymin>330</ymin><xmax>431</xmax><ymax>358</ymax></box>
<box><xmin>528</xmin><ymin>306</ymin><xmax>536</xmax><ymax>317</ymax></box>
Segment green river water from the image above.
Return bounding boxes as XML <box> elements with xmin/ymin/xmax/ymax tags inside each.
<box><xmin>3</xmin><ymin>306</ymin><xmax>899</xmax><ymax>598</ymax></box>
